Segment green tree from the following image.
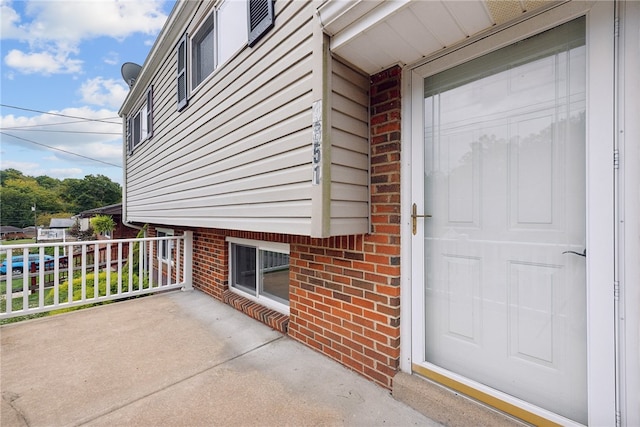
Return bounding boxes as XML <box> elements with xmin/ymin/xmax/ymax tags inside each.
<box><xmin>1</xmin><ymin>185</ymin><xmax>34</xmax><ymax>227</ymax></box>
<box><xmin>0</xmin><ymin>168</ymin><xmax>25</xmax><ymax>186</ymax></box>
<box><xmin>1</xmin><ymin>177</ymin><xmax>62</xmax><ymax>227</ymax></box>
<box><xmin>35</xmin><ymin>175</ymin><xmax>62</xmax><ymax>191</ymax></box>
<box><xmin>1</xmin><ymin>170</ymin><xmax>121</xmax><ymax>226</ymax></box>
<box><xmin>61</xmin><ymin>175</ymin><xmax>121</xmax><ymax>213</ymax></box>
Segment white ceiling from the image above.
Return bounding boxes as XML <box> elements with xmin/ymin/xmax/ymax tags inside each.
<box><xmin>318</xmin><ymin>0</ymin><xmax>557</xmax><ymax>74</ymax></box>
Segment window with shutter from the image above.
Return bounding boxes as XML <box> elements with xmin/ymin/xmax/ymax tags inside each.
<box><xmin>127</xmin><ymin>87</ymin><xmax>153</xmax><ymax>155</ymax></box>
<box><xmin>126</xmin><ymin>117</ymin><xmax>132</xmax><ymax>154</ymax></box>
<box><xmin>176</xmin><ymin>34</ymin><xmax>188</xmax><ymax>111</ymax></box>
<box><xmin>247</xmin><ymin>0</ymin><xmax>274</xmax><ymax>47</ymax></box>
<box><xmin>133</xmin><ymin>113</ymin><xmax>141</xmax><ymax>147</ymax></box>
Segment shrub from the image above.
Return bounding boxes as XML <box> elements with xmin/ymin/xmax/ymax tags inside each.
<box><xmin>91</xmin><ymin>215</ymin><xmax>116</xmax><ymax>236</ymax></box>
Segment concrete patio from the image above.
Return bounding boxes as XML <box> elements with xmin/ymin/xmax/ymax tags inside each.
<box><xmin>1</xmin><ymin>289</ymin><xmax>440</xmax><ymax>427</ymax></box>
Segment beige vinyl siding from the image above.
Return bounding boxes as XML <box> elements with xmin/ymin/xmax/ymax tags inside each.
<box><xmin>329</xmin><ymin>57</ymin><xmax>370</xmax><ymax>235</ymax></box>
<box><xmin>126</xmin><ymin>1</ymin><xmax>316</xmax><ymax>235</ymax></box>
<box><xmin>124</xmin><ymin>1</ymin><xmax>371</xmax><ymax>237</ymax></box>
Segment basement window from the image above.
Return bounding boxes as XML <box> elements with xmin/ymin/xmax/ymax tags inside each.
<box><xmin>157</xmin><ymin>228</ymin><xmax>174</xmax><ymax>263</ymax></box>
<box><xmin>228</xmin><ymin>237</ymin><xmax>290</xmax><ymax>314</ymax></box>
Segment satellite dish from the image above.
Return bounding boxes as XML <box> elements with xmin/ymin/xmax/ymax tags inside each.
<box><xmin>121</xmin><ymin>62</ymin><xmax>142</xmax><ymax>88</ymax></box>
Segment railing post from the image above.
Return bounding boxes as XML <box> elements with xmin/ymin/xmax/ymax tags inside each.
<box><xmin>182</xmin><ymin>231</ymin><xmax>193</xmax><ymax>291</ymax></box>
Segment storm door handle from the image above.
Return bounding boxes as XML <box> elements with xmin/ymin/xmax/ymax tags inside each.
<box><xmin>562</xmin><ymin>248</ymin><xmax>586</xmax><ymax>257</ymax></box>
<box><xmin>412</xmin><ymin>203</ymin><xmax>432</xmax><ymax>235</ymax></box>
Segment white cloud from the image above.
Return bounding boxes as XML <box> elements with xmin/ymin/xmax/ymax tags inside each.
<box><xmin>2</xmin><ymin>0</ymin><xmax>169</xmax><ymax>75</ymax></box>
<box><xmin>79</xmin><ymin>77</ymin><xmax>129</xmax><ymax>109</ymax></box>
<box><xmin>20</xmin><ymin>1</ymin><xmax>168</xmax><ymax>42</ymax></box>
<box><xmin>0</xmin><ymin>160</ymin><xmax>85</xmax><ymax>180</ymax></box>
<box><xmin>4</xmin><ymin>48</ymin><xmax>83</xmax><ymax>74</ymax></box>
<box><xmin>47</xmin><ymin>168</ymin><xmax>84</xmax><ymax>179</ymax></box>
<box><xmin>0</xmin><ymin>0</ymin><xmax>26</xmax><ymax>39</ymax></box>
<box><xmin>3</xmin><ymin>0</ymin><xmax>168</xmax><ymax>43</ymax></box>
<box><xmin>103</xmin><ymin>51</ymin><xmax>120</xmax><ymax>66</ymax></box>
<box><xmin>0</xmin><ymin>161</ymin><xmax>86</xmax><ymax>180</ymax></box>
<box><xmin>1</xmin><ymin>160</ymin><xmax>43</xmax><ymax>176</ymax></box>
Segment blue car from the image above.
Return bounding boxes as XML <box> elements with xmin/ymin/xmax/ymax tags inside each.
<box><xmin>0</xmin><ymin>254</ymin><xmax>54</xmax><ymax>274</ymax></box>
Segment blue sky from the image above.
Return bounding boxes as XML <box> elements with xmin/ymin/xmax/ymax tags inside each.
<box><xmin>0</xmin><ymin>0</ymin><xmax>176</xmax><ymax>184</ymax></box>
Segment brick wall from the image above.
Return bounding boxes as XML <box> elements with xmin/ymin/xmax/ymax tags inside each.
<box><xmin>113</xmin><ymin>216</ymin><xmax>139</xmax><ymax>239</ymax></box>
<box><xmin>146</xmin><ymin>65</ymin><xmax>403</xmax><ymax>389</ymax></box>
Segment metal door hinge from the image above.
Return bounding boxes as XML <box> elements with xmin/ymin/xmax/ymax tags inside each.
<box><xmin>614</xmin><ymin>149</ymin><xmax>620</xmax><ymax>170</ymax></box>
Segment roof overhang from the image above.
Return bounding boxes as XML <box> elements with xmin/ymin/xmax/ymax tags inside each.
<box><xmin>317</xmin><ymin>0</ymin><xmax>564</xmax><ymax>75</ymax></box>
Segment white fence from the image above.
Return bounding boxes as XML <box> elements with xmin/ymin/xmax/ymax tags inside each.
<box><xmin>0</xmin><ymin>232</ymin><xmax>193</xmax><ymax>319</ymax></box>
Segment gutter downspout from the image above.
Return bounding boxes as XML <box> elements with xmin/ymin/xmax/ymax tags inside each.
<box><xmin>612</xmin><ymin>1</ymin><xmax>622</xmax><ymax>425</ymax></box>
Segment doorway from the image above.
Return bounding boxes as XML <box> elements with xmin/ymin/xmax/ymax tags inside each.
<box><xmin>408</xmin><ymin>3</ymin><xmax>615</xmax><ymax>424</ymax></box>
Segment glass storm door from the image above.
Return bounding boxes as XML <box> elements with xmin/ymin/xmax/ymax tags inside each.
<box><xmin>409</xmin><ymin>4</ymin><xmax>615</xmax><ymax>424</ymax></box>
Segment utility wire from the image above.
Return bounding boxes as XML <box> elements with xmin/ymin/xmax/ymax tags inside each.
<box><xmin>0</xmin><ymin>104</ymin><xmax>121</xmax><ymax>125</ymax></box>
<box><xmin>0</xmin><ymin>132</ymin><xmax>122</xmax><ymax>168</ymax></box>
<box><xmin>0</xmin><ymin>128</ymin><xmax>121</xmax><ymax>135</ymax></box>
<box><xmin>1</xmin><ymin>119</ymin><xmax>109</xmax><ymax>129</ymax></box>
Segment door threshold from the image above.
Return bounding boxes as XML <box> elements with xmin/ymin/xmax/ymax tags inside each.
<box><xmin>393</xmin><ymin>371</ymin><xmax>527</xmax><ymax>426</ymax></box>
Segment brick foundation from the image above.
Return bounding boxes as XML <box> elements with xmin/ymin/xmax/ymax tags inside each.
<box><xmin>223</xmin><ymin>290</ymin><xmax>289</xmax><ymax>333</ymax></box>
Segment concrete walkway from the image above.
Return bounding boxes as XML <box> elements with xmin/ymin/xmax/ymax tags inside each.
<box><xmin>1</xmin><ymin>290</ymin><xmax>440</xmax><ymax>427</ymax></box>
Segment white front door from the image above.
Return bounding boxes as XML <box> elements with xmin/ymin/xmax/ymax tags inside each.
<box><xmin>409</xmin><ymin>2</ymin><xmax>615</xmax><ymax>425</ymax></box>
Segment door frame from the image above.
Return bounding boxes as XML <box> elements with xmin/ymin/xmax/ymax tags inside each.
<box><xmin>399</xmin><ymin>2</ymin><xmax>615</xmax><ymax>425</ymax></box>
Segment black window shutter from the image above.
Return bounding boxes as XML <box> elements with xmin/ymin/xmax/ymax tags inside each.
<box><xmin>247</xmin><ymin>0</ymin><xmax>274</xmax><ymax>47</ymax></box>
<box><xmin>147</xmin><ymin>85</ymin><xmax>153</xmax><ymax>139</ymax></box>
<box><xmin>177</xmin><ymin>33</ymin><xmax>188</xmax><ymax>111</ymax></box>
<box><xmin>126</xmin><ymin>116</ymin><xmax>132</xmax><ymax>154</ymax></box>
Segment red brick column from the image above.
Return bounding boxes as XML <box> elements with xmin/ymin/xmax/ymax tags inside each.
<box><xmin>288</xmin><ymin>65</ymin><xmax>402</xmax><ymax>389</ymax></box>
<box><xmin>192</xmin><ymin>227</ymin><xmax>228</xmax><ymax>300</ymax></box>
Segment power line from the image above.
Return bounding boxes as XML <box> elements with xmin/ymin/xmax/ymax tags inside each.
<box><xmin>0</xmin><ymin>128</ymin><xmax>121</xmax><ymax>135</ymax></box>
<box><xmin>1</xmin><ymin>119</ymin><xmax>111</xmax><ymax>129</ymax></box>
<box><xmin>0</xmin><ymin>104</ymin><xmax>121</xmax><ymax>125</ymax></box>
<box><xmin>0</xmin><ymin>132</ymin><xmax>122</xmax><ymax>168</ymax></box>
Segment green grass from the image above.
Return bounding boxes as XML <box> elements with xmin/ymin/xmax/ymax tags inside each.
<box><xmin>1</xmin><ymin>238</ymin><xmax>36</xmax><ymax>245</ymax></box>
<box><xmin>0</xmin><ymin>277</ymin><xmax>30</xmax><ymax>294</ymax></box>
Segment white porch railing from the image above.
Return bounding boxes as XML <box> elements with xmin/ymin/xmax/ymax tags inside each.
<box><xmin>0</xmin><ymin>231</ymin><xmax>193</xmax><ymax>319</ymax></box>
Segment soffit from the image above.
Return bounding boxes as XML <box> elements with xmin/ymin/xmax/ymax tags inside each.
<box><xmin>318</xmin><ymin>0</ymin><xmax>561</xmax><ymax>74</ymax></box>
